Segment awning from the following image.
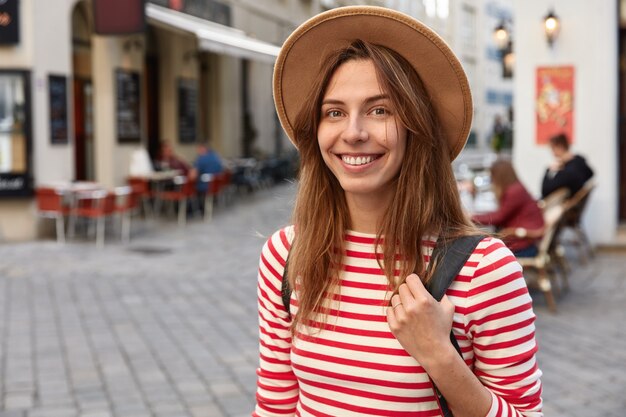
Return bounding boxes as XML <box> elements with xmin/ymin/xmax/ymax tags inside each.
<box><xmin>146</xmin><ymin>4</ymin><xmax>281</xmax><ymax>64</ymax></box>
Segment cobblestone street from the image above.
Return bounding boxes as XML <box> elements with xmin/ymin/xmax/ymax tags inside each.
<box><xmin>1</xmin><ymin>182</ymin><xmax>624</xmax><ymax>417</ymax></box>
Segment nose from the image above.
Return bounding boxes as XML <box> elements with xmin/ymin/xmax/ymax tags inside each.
<box><xmin>340</xmin><ymin>115</ymin><xmax>368</xmax><ymax>144</ymax></box>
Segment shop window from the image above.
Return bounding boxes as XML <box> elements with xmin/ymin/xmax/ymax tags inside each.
<box><xmin>0</xmin><ymin>70</ymin><xmax>32</xmax><ymax>197</ymax></box>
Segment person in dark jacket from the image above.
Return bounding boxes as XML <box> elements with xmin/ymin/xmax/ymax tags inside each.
<box><xmin>541</xmin><ymin>133</ymin><xmax>593</xmax><ymax>198</ymax></box>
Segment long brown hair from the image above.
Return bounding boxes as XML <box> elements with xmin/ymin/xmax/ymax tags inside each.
<box><xmin>288</xmin><ymin>40</ymin><xmax>478</xmax><ymax>332</ymax></box>
<box><xmin>490</xmin><ymin>159</ymin><xmax>519</xmax><ymax>202</ymax></box>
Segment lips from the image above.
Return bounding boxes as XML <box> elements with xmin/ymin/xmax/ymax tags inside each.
<box><xmin>340</xmin><ymin>154</ymin><xmax>382</xmax><ymax>166</ymax></box>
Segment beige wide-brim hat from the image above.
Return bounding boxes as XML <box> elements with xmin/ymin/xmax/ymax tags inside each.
<box><xmin>273</xmin><ymin>6</ymin><xmax>473</xmax><ymax>160</ymax></box>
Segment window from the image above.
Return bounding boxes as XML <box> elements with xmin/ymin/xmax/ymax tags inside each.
<box><xmin>0</xmin><ymin>70</ymin><xmax>32</xmax><ymax>196</ymax></box>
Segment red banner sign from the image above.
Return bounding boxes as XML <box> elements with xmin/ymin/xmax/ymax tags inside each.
<box><xmin>535</xmin><ymin>66</ymin><xmax>575</xmax><ymax>145</ymax></box>
<box><xmin>93</xmin><ymin>0</ymin><xmax>145</xmax><ymax>35</ymax></box>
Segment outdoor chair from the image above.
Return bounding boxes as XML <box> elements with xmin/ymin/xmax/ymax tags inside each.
<box><xmin>68</xmin><ymin>189</ymin><xmax>116</xmax><ymax>248</ymax></box>
<box><xmin>513</xmin><ymin>202</ymin><xmax>567</xmax><ymax>312</ymax></box>
<box><xmin>538</xmin><ymin>187</ymin><xmax>569</xmax><ymax>212</ymax></box>
<box><xmin>112</xmin><ymin>186</ymin><xmax>139</xmax><ymax>243</ymax></box>
<box><xmin>199</xmin><ymin>173</ymin><xmax>221</xmax><ymax>222</ymax></box>
<box><xmin>537</xmin><ymin>187</ymin><xmax>572</xmax><ymax>275</ymax></box>
<box><xmin>218</xmin><ymin>169</ymin><xmax>237</xmax><ymax>206</ymax></box>
<box><xmin>35</xmin><ymin>187</ymin><xmax>71</xmax><ymax>243</ymax></box>
<box><xmin>156</xmin><ymin>175</ymin><xmax>196</xmax><ymax>226</ymax></box>
<box><xmin>559</xmin><ymin>179</ymin><xmax>596</xmax><ymax>264</ymax></box>
<box><xmin>127</xmin><ymin>176</ymin><xmax>153</xmax><ymax>217</ymax></box>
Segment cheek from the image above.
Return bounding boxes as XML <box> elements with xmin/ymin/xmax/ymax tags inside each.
<box><xmin>317</xmin><ymin>124</ymin><xmax>336</xmax><ymax>153</ymax></box>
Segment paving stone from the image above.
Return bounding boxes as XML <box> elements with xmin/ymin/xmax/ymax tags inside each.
<box><xmin>0</xmin><ymin>411</ymin><xmax>26</xmax><ymax>417</ymax></box>
<box><xmin>4</xmin><ymin>394</ymin><xmax>34</xmax><ymax>410</ymax></box>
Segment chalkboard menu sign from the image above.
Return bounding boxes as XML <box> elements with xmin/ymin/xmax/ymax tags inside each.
<box><xmin>116</xmin><ymin>69</ymin><xmax>141</xmax><ymax>143</ymax></box>
<box><xmin>48</xmin><ymin>75</ymin><xmax>68</xmax><ymax>144</ymax></box>
<box><xmin>178</xmin><ymin>78</ymin><xmax>198</xmax><ymax>143</ymax></box>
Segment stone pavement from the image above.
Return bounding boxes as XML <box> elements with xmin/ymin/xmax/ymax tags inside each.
<box><xmin>0</xmin><ymin>182</ymin><xmax>624</xmax><ymax>417</ymax></box>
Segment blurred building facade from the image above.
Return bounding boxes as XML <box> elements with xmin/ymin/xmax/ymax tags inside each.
<box><xmin>0</xmin><ymin>0</ymin><xmax>623</xmax><ymax>244</ymax></box>
<box><xmin>0</xmin><ymin>0</ymin><xmax>312</xmax><ymax>240</ymax></box>
<box><xmin>512</xmin><ymin>1</ymin><xmax>620</xmax><ymax>246</ymax></box>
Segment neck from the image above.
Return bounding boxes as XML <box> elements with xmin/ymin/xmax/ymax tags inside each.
<box><xmin>561</xmin><ymin>151</ymin><xmax>574</xmax><ymax>162</ymax></box>
<box><xmin>345</xmin><ymin>191</ymin><xmax>393</xmax><ymax>234</ymax></box>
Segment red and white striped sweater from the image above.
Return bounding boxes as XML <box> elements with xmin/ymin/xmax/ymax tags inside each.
<box><xmin>255</xmin><ymin>226</ymin><xmax>543</xmax><ymax>417</ymax></box>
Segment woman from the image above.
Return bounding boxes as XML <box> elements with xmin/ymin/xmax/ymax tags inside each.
<box><xmin>472</xmin><ymin>159</ymin><xmax>545</xmax><ymax>258</ymax></box>
<box><xmin>256</xmin><ymin>7</ymin><xmax>542</xmax><ymax>417</ymax></box>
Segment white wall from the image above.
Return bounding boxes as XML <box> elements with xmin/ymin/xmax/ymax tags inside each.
<box><xmin>91</xmin><ymin>35</ymin><xmax>145</xmax><ymax>188</ymax></box>
<box><xmin>156</xmin><ymin>28</ymin><xmax>199</xmax><ymax>163</ymax></box>
<box><xmin>513</xmin><ymin>0</ymin><xmax>618</xmax><ymax>244</ymax></box>
<box><xmin>32</xmin><ymin>0</ymin><xmax>76</xmax><ymax>184</ymax></box>
<box><xmin>215</xmin><ymin>55</ymin><xmax>242</xmax><ymax>158</ymax></box>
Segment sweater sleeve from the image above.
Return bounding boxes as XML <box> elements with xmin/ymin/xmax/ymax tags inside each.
<box><xmin>254</xmin><ymin>227</ymin><xmax>299</xmax><ymax>417</ymax></box>
<box><xmin>464</xmin><ymin>238</ymin><xmax>543</xmax><ymax>417</ymax></box>
<box><xmin>472</xmin><ymin>185</ymin><xmax>524</xmax><ymax>227</ymax></box>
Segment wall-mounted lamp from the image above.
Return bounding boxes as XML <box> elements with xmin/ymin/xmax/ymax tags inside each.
<box><xmin>493</xmin><ymin>21</ymin><xmax>510</xmax><ymax>51</ymax></box>
<box><xmin>543</xmin><ymin>9</ymin><xmax>560</xmax><ymax>48</ymax></box>
<box><xmin>493</xmin><ymin>20</ymin><xmax>514</xmax><ymax>78</ymax></box>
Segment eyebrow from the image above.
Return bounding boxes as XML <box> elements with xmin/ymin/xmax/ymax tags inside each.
<box><xmin>321</xmin><ymin>94</ymin><xmax>389</xmax><ymax>106</ymax></box>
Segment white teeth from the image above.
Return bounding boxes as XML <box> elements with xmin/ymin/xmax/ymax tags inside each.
<box><xmin>342</xmin><ymin>155</ymin><xmax>375</xmax><ymax>166</ymax></box>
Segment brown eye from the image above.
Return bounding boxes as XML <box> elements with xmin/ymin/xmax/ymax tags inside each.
<box><xmin>372</xmin><ymin>107</ymin><xmax>387</xmax><ymax>115</ymax></box>
<box><xmin>328</xmin><ymin>110</ymin><xmax>342</xmax><ymax>118</ymax></box>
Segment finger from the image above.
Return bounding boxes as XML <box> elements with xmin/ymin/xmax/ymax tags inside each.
<box><xmin>405</xmin><ymin>273</ymin><xmax>430</xmax><ymax>299</ymax></box>
<box><xmin>389</xmin><ymin>294</ymin><xmax>402</xmax><ymax>308</ymax></box>
<box><xmin>387</xmin><ymin>295</ymin><xmax>405</xmax><ymax>327</ymax></box>
<box><xmin>386</xmin><ymin>302</ymin><xmax>399</xmax><ymax>328</ymax></box>
<box><xmin>389</xmin><ymin>294</ymin><xmax>406</xmax><ymax>317</ymax></box>
<box><xmin>397</xmin><ymin>282</ymin><xmax>414</xmax><ymax>307</ymax></box>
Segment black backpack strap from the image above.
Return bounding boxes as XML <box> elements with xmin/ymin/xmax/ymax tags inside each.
<box><xmin>281</xmin><ymin>253</ymin><xmax>292</xmax><ymax>317</ymax></box>
<box><xmin>427</xmin><ymin>235</ymin><xmax>485</xmax><ymax>302</ymax></box>
<box><xmin>427</xmin><ymin>234</ymin><xmax>485</xmax><ymax>417</ymax></box>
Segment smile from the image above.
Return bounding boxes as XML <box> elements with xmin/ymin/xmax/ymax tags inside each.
<box><xmin>341</xmin><ymin>154</ymin><xmax>381</xmax><ymax>166</ymax></box>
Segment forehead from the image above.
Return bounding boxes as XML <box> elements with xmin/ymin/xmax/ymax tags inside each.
<box><xmin>323</xmin><ymin>59</ymin><xmax>384</xmax><ymax>98</ymax></box>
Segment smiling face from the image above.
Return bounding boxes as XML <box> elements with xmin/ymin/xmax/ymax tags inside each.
<box><xmin>317</xmin><ymin>59</ymin><xmax>407</xmax><ymax>207</ymax></box>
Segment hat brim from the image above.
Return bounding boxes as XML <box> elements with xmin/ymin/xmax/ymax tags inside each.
<box><xmin>273</xmin><ymin>6</ymin><xmax>473</xmax><ymax>160</ymax></box>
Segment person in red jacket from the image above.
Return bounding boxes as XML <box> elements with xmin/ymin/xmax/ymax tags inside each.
<box><xmin>473</xmin><ymin>159</ymin><xmax>545</xmax><ymax>257</ymax></box>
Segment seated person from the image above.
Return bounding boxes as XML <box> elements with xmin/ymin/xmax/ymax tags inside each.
<box><xmin>541</xmin><ymin>133</ymin><xmax>593</xmax><ymax>198</ymax></box>
<box><xmin>189</xmin><ymin>141</ymin><xmax>224</xmax><ymax>193</ymax></box>
<box><xmin>472</xmin><ymin>159</ymin><xmax>545</xmax><ymax>258</ymax></box>
<box><xmin>157</xmin><ymin>141</ymin><xmax>191</xmax><ymax>175</ymax></box>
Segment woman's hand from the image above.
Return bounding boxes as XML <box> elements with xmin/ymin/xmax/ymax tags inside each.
<box><xmin>386</xmin><ymin>274</ymin><xmax>457</xmax><ymax>367</ymax></box>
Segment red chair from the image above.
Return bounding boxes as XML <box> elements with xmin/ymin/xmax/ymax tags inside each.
<box><xmin>112</xmin><ymin>186</ymin><xmax>139</xmax><ymax>243</ymax></box>
<box><xmin>35</xmin><ymin>187</ymin><xmax>71</xmax><ymax>243</ymax></box>
<box><xmin>200</xmin><ymin>173</ymin><xmax>226</xmax><ymax>221</ymax></box>
<box><xmin>127</xmin><ymin>176</ymin><xmax>153</xmax><ymax>217</ymax></box>
<box><xmin>220</xmin><ymin>169</ymin><xmax>235</xmax><ymax>205</ymax></box>
<box><xmin>156</xmin><ymin>175</ymin><xmax>195</xmax><ymax>226</ymax></box>
<box><xmin>69</xmin><ymin>189</ymin><xmax>115</xmax><ymax>248</ymax></box>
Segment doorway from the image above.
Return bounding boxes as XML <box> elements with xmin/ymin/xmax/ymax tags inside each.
<box><xmin>73</xmin><ymin>78</ymin><xmax>94</xmax><ymax>180</ymax></box>
<box><xmin>72</xmin><ymin>1</ymin><xmax>95</xmax><ymax>181</ymax></box>
<box><xmin>619</xmin><ymin>27</ymin><xmax>626</xmax><ymax>220</ymax></box>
